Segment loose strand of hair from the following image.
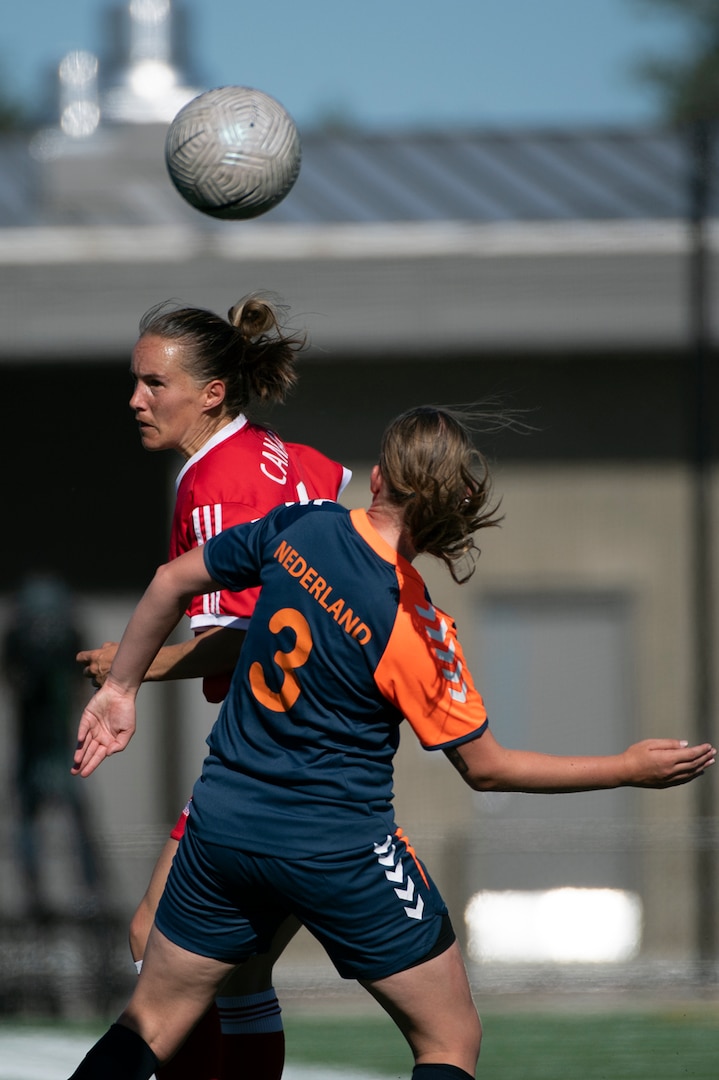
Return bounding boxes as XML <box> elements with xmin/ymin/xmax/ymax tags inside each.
<box><xmin>241</xmin><ymin>339</ymin><xmax>302</xmax><ymax>405</ymax></box>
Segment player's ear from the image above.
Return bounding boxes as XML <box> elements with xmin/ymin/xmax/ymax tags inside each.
<box><xmin>370</xmin><ymin>463</ymin><xmax>383</xmax><ymax>495</ymax></box>
<box><xmin>204</xmin><ymin>379</ymin><xmax>226</xmax><ymax>410</ymax></box>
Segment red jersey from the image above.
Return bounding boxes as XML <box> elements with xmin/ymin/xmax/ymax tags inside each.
<box><xmin>169</xmin><ymin>414</ymin><xmax>351</xmax><ymax>701</ymax></box>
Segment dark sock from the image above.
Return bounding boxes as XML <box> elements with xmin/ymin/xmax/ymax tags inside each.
<box><xmin>412</xmin><ymin>1066</ymin><xmax>475</xmax><ymax>1080</ymax></box>
<box><xmin>157</xmin><ymin>1004</ymin><xmax>222</xmax><ymax>1080</ymax></box>
<box><xmin>68</xmin><ymin>1023</ymin><xmax>158</xmax><ymax>1080</ymax></box>
<box><xmin>220</xmin><ymin>1030</ymin><xmax>285</xmax><ymax>1080</ymax></box>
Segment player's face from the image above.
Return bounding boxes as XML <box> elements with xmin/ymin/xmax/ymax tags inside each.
<box><xmin>130</xmin><ymin>335</ymin><xmax>210</xmax><ymax>457</ymax></box>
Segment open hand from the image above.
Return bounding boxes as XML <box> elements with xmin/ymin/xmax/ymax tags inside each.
<box><xmin>621</xmin><ymin>739</ymin><xmax>716</xmax><ymax>788</ymax></box>
<box><xmin>72</xmin><ymin>681</ymin><xmax>137</xmax><ymax>778</ymax></box>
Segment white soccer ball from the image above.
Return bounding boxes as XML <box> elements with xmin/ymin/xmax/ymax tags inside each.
<box><xmin>165</xmin><ymin>86</ymin><xmax>302</xmax><ymax>220</ymax></box>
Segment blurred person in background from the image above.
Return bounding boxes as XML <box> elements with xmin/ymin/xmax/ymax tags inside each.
<box><xmin>77</xmin><ymin>291</ymin><xmax>350</xmax><ymax>1080</ymax></box>
<box><xmin>2</xmin><ymin>571</ymin><xmax>103</xmax><ymax>920</ymax></box>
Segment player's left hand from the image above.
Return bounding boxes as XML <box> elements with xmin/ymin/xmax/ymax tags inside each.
<box><xmin>621</xmin><ymin>739</ymin><xmax>716</xmax><ymax>787</ymax></box>
<box><xmin>72</xmin><ymin>680</ymin><xmax>138</xmax><ymax>778</ymax></box>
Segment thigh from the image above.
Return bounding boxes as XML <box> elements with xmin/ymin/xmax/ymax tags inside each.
<box><xmin>120</xmin><ymin>925</ymin><xmax>235</xmax><ymax>1064</ymax></box>
<box><xmin>139</xmin><ymin>836</ymin><xmax>178</xmax><ymax>914</ymax></box>
<box><xmin>129</xmin><ymin>836</ymin><xmax>179</xmax><ymax>960</ymax></box>
<box><xmin>362</xmin><ymin>941</ymin><xmax>481</xmax><ymax>1074</ymax></box>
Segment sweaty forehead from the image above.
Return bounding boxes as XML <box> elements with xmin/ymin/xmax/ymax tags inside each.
<box><xmin>131</xmin><ymin>334</ymin><xmax>188</xmax><ymax>377</ymax></box>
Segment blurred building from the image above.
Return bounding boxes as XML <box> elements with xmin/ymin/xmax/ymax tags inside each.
<box><xmin>0</xmin><ymin>0</ymin><xmax>717</xmax><ymax>1010</ymax></box>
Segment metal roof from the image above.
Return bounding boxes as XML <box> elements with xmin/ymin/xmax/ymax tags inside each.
<box><xmin>0</xmin><ymin>124</ymin><xmax>716</xmax><ymax>361</ymax></box>
<box><xmin>0</xmin><ymin>125</ymin><xmax>710</xmax><ymax>229</ymax></box>
<box><xmin>279</xmin><ymin>129</ymin><xmax>700</xmax><ymax>226</ymax></box>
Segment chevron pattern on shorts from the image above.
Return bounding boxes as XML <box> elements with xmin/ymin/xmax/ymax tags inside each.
<box><xmin>374</xmin><ymin>834</ymin><xmax>425</xmax><ymax>920</ymax></box>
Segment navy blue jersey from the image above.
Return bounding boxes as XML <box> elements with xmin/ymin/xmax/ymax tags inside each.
<box><xmin>191</xmin><ymin>501</ymin><xmax>488</xmax><ymax>855</ymax></box>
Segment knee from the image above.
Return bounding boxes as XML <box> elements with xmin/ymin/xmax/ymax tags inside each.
<box><xmin>472</xmin><ymin>1008</ymin><xmax>483</xmax><ymax>1060</ymax></box>
<box><xmin>454</xmin><ymin>1004</ymin><xmax>482</xmax><ymax>1068</ymax></box>
<box><xmin>449</xmin><ymin>1001</ymin><xmax>482</xmax><ymax>1072</ymax></box>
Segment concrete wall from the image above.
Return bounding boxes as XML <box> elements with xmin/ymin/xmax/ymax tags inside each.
<box><xmin>0</xmin><ymin>458</ymin><xmax>716</xmax><ymax>994</ymax></box>
<box><xmin>1</xmin><ymin>356</ymin><xmax>717</xmax><ymax>991</ymax></box>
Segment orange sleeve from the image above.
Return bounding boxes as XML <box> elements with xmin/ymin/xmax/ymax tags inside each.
<box><xmin>373</xmin><ymin>570</ymin><xmax>488</xmax><ymax>749</ymax></box>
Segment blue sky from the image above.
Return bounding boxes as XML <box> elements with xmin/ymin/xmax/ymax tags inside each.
<box><xmin>1</xmin><ymin>0</ymin><xmax>692</xmax><ymax>130</ymax></box>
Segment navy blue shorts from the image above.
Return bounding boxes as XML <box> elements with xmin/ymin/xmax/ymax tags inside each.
<box><xmin>155</xmin><ymin>819</ymin><xmax>453</xmax><ymax>981</ymax></box>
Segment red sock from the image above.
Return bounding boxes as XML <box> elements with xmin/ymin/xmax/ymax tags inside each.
<box><xmin>220</xmin><ymin>1031</ymin><xmax>285</xmax><ymax>1080</ymax></box>
<box><xmin>157</xmin><ymin>1003</ymin><xmax>222</xmax><ymax>1080</ymax></box>
<box><xmin>217</xmin><ymin>990</ymin><xmax>285</xmax><ymax>1080</ymax></box>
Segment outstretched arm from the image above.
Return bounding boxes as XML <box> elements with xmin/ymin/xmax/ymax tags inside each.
<box><xmin>77</xmin><ymin>625</ymin><xmax>246</xmax><ymax>687</ymax></box>
<box><xmin>72</xmin><ymin>547</ymin><xmax>218</xmax><ymax>778</ymax></box>
<box><xmin>444</xmin><ymin>727</ymin><xmax>716</xmax><ymax>792</ymax></box>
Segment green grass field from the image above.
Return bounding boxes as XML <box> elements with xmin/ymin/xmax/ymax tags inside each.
<box><xmin>281</xmin><ymin>1007</ymin><xmax>719</xmax><ymax>1079</ymax></box>
<box><xmin>2</xmin><ymin>1005</ymin><xmax>718</xmax><ymax>1079</ymax></box>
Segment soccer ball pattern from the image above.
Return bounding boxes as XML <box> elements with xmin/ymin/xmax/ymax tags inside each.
<box><xmin>165</xmin><ymin>86</ymin><xmax>302</xmax><ymax>220</ymax></box>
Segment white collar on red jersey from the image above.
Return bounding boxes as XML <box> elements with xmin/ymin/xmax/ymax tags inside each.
<box><xmin>175</xmin><ymin>414</ymin><xmax>248</xmax><ymax>490</ymax></box>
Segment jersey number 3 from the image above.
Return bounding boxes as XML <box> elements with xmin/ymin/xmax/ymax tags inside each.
<box><xmin>249</xmin><ymin>608</ymin><xmax>312</xmax><ymax>712</ymax></box>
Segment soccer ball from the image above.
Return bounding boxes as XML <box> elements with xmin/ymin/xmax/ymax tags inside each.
<box><xmin>165</xmin><ymin>86</ymin><xmax>302</xmax><ymax>220</ymax></box>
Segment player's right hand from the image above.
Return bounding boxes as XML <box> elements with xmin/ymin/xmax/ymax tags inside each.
<box><xmin>76</xmin><ymin>642</ymin><xmax>118</xmax><ymax>687</ymax></box>
<box><xmin>72</xmin><ymin>679</ymin><xmax>137</xmax><ymax>777</ymax></box>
